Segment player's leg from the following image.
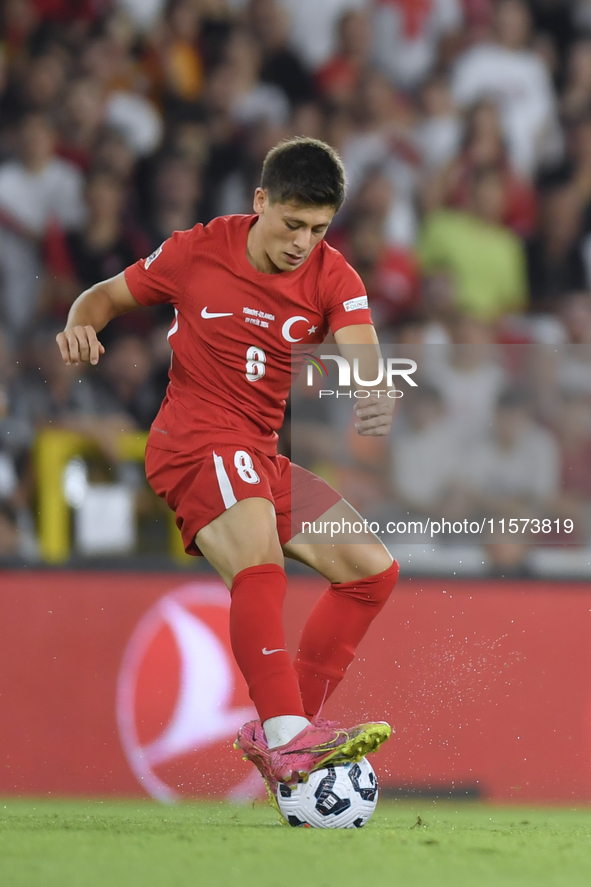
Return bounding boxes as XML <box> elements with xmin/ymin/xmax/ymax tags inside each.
<box><xmin>283</xmin><ymin>498</ymin><xmax>399</xmax><ymax>718</ymax></box>
<box><xmin>145</xmin><ymin>444</ymin><xmax>310</xmax><ymax>749</ymax></box>
<box><xmin>194</xmin><ymin>495</ymin><xmax>283</xmax><ymax>587</ymax></box>
<box><xmin>195</xmin><ymin>497</ymin><xmax>309</xmax><ymax>745</ymax></box>
<box><xmin>147</xmin><ymin>445</ymin><xmax>391</xmax><ymax>787</ymax></box>
<box><xmin>198</xmin><ymin>496</ymin><xmax>391</xmax><ymax>787</ymax></box>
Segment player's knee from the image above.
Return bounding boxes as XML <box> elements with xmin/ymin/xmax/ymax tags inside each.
<box><xmin>365</xmin><ymin>558</ymin><xmax>399</xmax><ymax>605</ymax></box>
<box><xmin>351</xmin><ymin>546</ymin><xmax>395</xmax><ymax>583</ymax></box>
<box><xmin>369</xmin><ymin>547</ymin><xmax>396</xmax><ymax>577</ymax></box>
<box><xmin>335</xmin><ymin>558</ymin><xmax>399</xmax><ymax>607</ymax></box>
<box><xmin>372</xmin><ymin>559</ymin><xmax>399</xmax><ymax>604</ymax></box>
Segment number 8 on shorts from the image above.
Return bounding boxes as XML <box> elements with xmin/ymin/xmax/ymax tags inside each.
<box><xmin>234</xmin><ymin>450</ymin><xmax>260</xmax><ymax>484</ymax></box>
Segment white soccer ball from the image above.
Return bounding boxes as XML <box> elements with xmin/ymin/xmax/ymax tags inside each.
<box><xmin>277</xmin><ymin>757</ymin><xmax>379</xmax><ymax>828</ymax></box>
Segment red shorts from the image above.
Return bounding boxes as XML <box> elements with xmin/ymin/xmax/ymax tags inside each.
<box><xmin>145</xmin><ymin>443</ymin><xmax>342</xmax><ymax>556</ymax></box>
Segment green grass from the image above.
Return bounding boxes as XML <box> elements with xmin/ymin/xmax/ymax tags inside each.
<box><xmin>1</xmin><ymin>798</ymin><xmax>591</xmax><ymax>887</ymax></box>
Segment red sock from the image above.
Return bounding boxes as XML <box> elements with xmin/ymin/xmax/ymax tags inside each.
<box><xmin>294</xmin><ymin>561</ymin><xmax>400</xmax><ymax>718</ymax></box>
<box><xmin>230</xmin><ymin>564</ymin><xmax>306</xmax><ymax>723</ymax></box>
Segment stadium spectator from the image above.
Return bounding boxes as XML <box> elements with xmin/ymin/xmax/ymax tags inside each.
<box><xmin>0</xmin><ymin>113</ymin><xmax>85</xmax><ymax>235</ymax></box>
<box><xmin>568</xmin><ymin>116</ymin><xmax>591</xmax><ymax>249</ymax></box>
<box><xmin>413</xmin><ymin>73</ymin><xmax>462</xmax><ymax>173</ymax></box>
<box><xmin>554</xmin><ymin>293</ymin><xmax>591</xmax><ymax>397</ymax></box>
<box><xmin>339</xmin><ymin>212</ymin><xmax>420</xmax><ymax>326</ymax></box>
<box><xmin>45</xmin><ymin>170</ymin><xmax>150</xmax><ymax>323</ymax></box>
<box><xmin>0</xmin><ymin>324</ymin><xmax>30</xmax><ymax>497</ymax></box>
<box><xmin>249</xmin><ymin>0</ymin><xmax>317</xmax><ymax>109</ymax></box>
<box><xmin>560</xmin><ymin>291</ymin><xmax>591</xmax><ymax>345</ymax></box>
<box><xmin>14</xmin><ymin>328</ymin><xmax>135</xmax><ymax>464</ymax></box>
<box><xmin>526</xmin><ymin>184</ymin><xmax>588</xmax><ymax>311</ymax></box>
<box><xmin>58</xmin><ymin>78</ymin><xmax>107</xmax><ymax>171</ymax></box>
<box><xmin>523</xmin><ymin>294</ymin><xmax>591</xmax><ymax>429</ymax></box>
<box><xmin>1</xmin><ymin>50</ymin><xmax>68</xmax><ymax>122</ymax></box>
<box><xmin>278</xmin><ymin>0</ymin><xmax>368</xmax><ymax>71</ymax></box>
<box><xmin>80</xmin><ymin>28</ymin><xmax>164</xmax><ymax>158</ymax></box>
<box><xmin>451</xmin><ymin>0</ymin><xmax>560</xmax><ymax>177</ymax></box>
<box><xmin>92</xmin><ymin>128</ymin><xmax>137</xmax><ymax>183</ymax></box>
<box><xmin>143</xmin><ymin>154</ymin><xmax>201</xmax><ymax>247</ymax></box>
<box><xmin>223</xmin><ymin>28</ymin><xmax>290</xmax><ymax>128</ymax></box>
<box><xmin>0</xmin><ymin>0</ymin><xmax>590</xmax><ymax>567</ymax></box>
<box><xmin>373</xmin><ymin>0</ymin><xmax>463</xmax><ymax>91</ymax></box>
<box><xmin>561</xmin><ymin>39</ymin><xmax>591</xmax><ymax>123</ymax></box>
<box><xmin>315</xmin><ymin>9</ymin><xmax>372</xmax><ymax>109</ymax></box>
<box><xmin>342</xmin><ymin>70</ymin><xmax>417</xmax><ymax>200</ymax></box>
<box><xmin>341</xmin><ymin>166</ymin><xmax>418</xmax><ymax>249</ymax></box>
<box><xmin>0</xmin><ymin>113</ymin><xmax>85</xmax><ymax>338</ymax></box>
<box><xmin>0</xmin><ymin>323</ymin><xmax>33</xmax><ymax>455</ymax></box>
<box><xmin>436</xmin><ymin>100</ymin><xmax>538</xmax><ymax>238</ymax></box>
<box><xmin>93</xmin><ymin>334</ymin><xmax>162</xmax><ymax>431</ymax></box>
<box><xmin>157</xmin><ymin>0</ymin><xmax>205</xmax><ymax>109</ymax></box>
<box><xmin>552</xmin><ymin>391</ymin><xmax>591</xmax><ymax>543</ymax></box>
<box><xmin>0</xmin><ymin>322</ymin><xmax>36</xmax><ymax>559</ymax></box>
<box><xmin>69</xmin><ymin>170</ymin><xmax>147</xmax><ymax>287</ymax></box>
<box><xmin>465</xmin><ymin>388</ymin><xmax>561</xmax><ymax>519</ymax></box>
<box><xmin>419</xmin><ymin>166</ymin><xmax>528</xmax><ymax>320</ymax></box>
<box><xmin>423</xmin><ymin>315</ymin><xmax>508</xmax><ymax>442</ymax></box>
<box><xmin>0</xmin><ymin>501</ymin><xmax>20</xmax><ymax>560</ymax></box>
<box><xmin>389</xmin><ymin>384</ymin><xmax>467</xmax><ymax>520</ymax></box>
<box><xmin>415</xmin><ymin>269</ymin><xmax>458</xmax><ymax>340</ymax></box>
<box><xmin>116</xmin><ymin>0</ymin><xmax>167</xmax><ymax>33</ymax></box>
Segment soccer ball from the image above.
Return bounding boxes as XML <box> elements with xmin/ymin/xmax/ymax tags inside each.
<box><xmin>277</xmin><ymin>757</ymin><xmax>379</xmax><ymax>828</ymax></box>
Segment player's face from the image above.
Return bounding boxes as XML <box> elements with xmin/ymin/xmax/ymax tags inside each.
<box><xmin>251</xmin><ymin>189</ymin><xmax>336</xmax><ymax>272</ymax></box>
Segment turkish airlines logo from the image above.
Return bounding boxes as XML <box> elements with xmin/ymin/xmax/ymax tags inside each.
<box><xmin>117</xmin><ymin>583</ymin><xmax>260</xmax><ymax>802</ymax></box>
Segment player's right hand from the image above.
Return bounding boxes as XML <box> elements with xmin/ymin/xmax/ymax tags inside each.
<box><xmin>56</xmin><ymin>325</ymin><xmax>105</xmax><ymax>366</ymax></box>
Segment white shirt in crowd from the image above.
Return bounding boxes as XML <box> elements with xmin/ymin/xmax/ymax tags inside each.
<box><xmin>451</xmin><ymin>42</ymin><xmax>559</xmax><ymax>177</ymax></box>
<box><xmin>105</xmin><ymin>91</ymin><xmax>163</xmax><ymax>158</ymax></box>
<box><xmin>466</xmin><ymin>422</ymin><xmax>560</xmax><ymax>502</ymax></box>
<box><xmin>414</xmin><ymin>114</ymin><xmax>463</xmax><ymax>170</ymax></box>
<box><xmin>278</xmin><ymin>0</ymin><xmax>368</xmax><ymax>70</ymax></box>
<box><xmin>114</xmin><ymin>0</ymin><xmax>165</xmax><ymax>31</ymax></box>
<box><xmin>392</xmin><ymin>417</ymin><xmax>464</xmax><ymax>509</ymax></box>
<box><xmin>0</xmin><ymin>157</ymin><xmax>85</xmax><ymax>235</ymax></box>
<box><xmin>373</xmin><ymin>0</ymin><xmax>463</xmax><ymax>90</ymax></box>
<box><xmin>341</xmin><ymin>132</ymin><xmax>419</xmax><ymax>247</ymax></box>
<box><xmin>231</xmin><ymin>83</ymin><xmax>290</xmax><ymax>128</ymax></box>
<box><xmin>424</xmin><ymin>352</ymin><xmax>508</xmax><ymax>444</ymax></box>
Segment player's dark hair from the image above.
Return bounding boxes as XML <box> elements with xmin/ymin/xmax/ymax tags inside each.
<box><xmin>261</xmin><ymin>138</ymin><xmax>347</xmax><ymax>210</ymax></box>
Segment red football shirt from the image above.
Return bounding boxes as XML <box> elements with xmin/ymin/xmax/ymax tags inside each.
<box><xmin>124</xmin><ymin>214</ymin><xmax>372</xmax><ymax>456</ymax></box>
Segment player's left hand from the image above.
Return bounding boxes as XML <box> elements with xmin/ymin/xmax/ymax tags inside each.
<box><xmin>354</xmin><ymin>395</ymin><xmax>395</xmax><ymax>436</ymax></box>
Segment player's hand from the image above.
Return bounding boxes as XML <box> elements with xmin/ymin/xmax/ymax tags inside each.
<box><xmin>56</xmin><ymin>326</ymin><xmax>105</xmax><ymax>366</ymax></box>
<box><xmin>354</xmin><ymin>394</ymin><xmax>395</xmax><ymax>436</ymax></box>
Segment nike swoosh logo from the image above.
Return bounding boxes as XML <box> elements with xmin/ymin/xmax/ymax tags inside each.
<box><xmin>201</xmin><ymin>307</ymin><xmax>233</xmax><ymax>319</ymax></box>
<box><xmin>262</xmin><ymin>647</ymin><xmax>287</xmax><ymax>655</ymax></box>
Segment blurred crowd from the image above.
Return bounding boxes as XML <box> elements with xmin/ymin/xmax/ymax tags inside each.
<box><xmin>1</xmin><ymin>0</ymin><xmax>591</xmax><ymax>562</ymax></box>
<box><xmin>293</xmin><ymin>327</ymin><xmax>591</xmax><ymax>574</ymax></box>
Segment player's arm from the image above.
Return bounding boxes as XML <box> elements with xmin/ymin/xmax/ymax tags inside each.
<box><xmin>56</xmin><ymin>272</ymin><xmax>141</xmax><ymax>366</ymax></box>
<box><xmin>334</xmin><ymin>323</ymin><xmax>394</xmax><ymax>437</ymax></box>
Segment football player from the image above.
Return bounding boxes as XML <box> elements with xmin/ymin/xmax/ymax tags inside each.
<box><xmin>56</xmin><ymin>138</ymin><xmax>399</xmax><ymax>806</ymax></box>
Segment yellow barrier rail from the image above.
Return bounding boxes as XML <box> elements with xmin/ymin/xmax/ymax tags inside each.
<box><xmin>34</xmin><ymin>429</ymin><xmax>189</xmax><ymax>564</ymax></box>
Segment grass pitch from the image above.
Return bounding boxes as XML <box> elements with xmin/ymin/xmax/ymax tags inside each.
<box><xmin>1</xmin><ymin>799</ymin><xmax>591</xmax><ymax>887</ymax></box>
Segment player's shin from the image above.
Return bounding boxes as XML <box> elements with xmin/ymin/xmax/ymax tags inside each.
<box><xmin>294</xmin><ymin>560</ymin><xmax>400</xmax><ymax>718</ymax></box>
<box><xmin>229</xmin><ymin>564</ymin><xmax>307</xmax><ymax>730</ymax></box>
